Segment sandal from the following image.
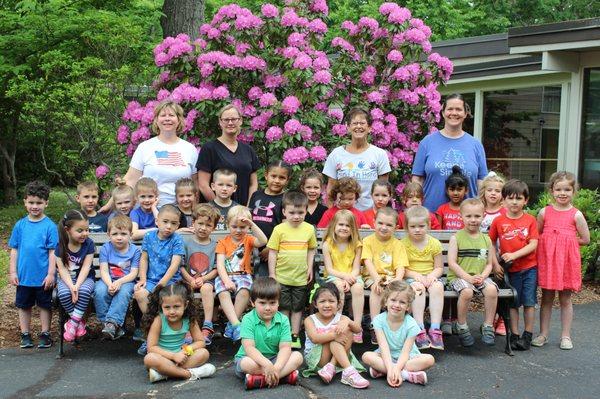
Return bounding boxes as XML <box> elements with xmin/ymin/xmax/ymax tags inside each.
<box><xmin>560</xmin><ymin>336</ymin><xmax>573</xmax><ymax>350</ymax></box>
<box><xmin>531</xmin><ymin>335</ymin><xmax>548</xmax><ymax>347</ymax></box>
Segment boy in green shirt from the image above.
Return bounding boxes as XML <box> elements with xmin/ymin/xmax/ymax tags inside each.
<box><xmin>234</xmin><ymin>277</ymin><xmax>303</xmax><ymax>390</ymax></box>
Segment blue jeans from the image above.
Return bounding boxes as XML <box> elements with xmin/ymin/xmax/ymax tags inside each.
<box><xmin>94</xmin><ymin>280</ymin><xmax>134</xmax><ymax>326</ymax></box>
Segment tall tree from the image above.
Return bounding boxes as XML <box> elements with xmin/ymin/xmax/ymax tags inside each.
<box><xmin>161</xmin><ymin>0</ymin><xmax>205</xmax><ymax>39</ymax></box>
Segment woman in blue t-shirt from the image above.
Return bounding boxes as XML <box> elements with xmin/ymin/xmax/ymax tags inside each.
<box><xmin>411</xmin><ymin>94</ymin><xmax>488</xmax><ymax>212</ymax></box>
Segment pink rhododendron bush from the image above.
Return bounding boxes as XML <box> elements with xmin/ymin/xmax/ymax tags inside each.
<box><xmin>111</xmin><ymin>0</ymin><xmax>452</xmax><ymax>190</ymax></box>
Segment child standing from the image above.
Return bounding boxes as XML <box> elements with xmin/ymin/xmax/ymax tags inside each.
<box><xmin>249</xmin><ymin>161</ymin><xmax>291</xmax><ymax>277</ymax></box>
<box><xmin>94</xmin><ymin>215</ymin><xmax>141</xmax><ymax>340</ymax></box>
<box><xmin>488</xmin><ymin>179</ymin><xmax>538</xmax><ymax>350</ymax></box>
<box><xmin>303</xmin><ymin>283</ymin><xmax>368</xmax><ymax>389</ymax></box>
<box><xmin>131</xmin><ymin>177</ymin><xmax>159</xmax><ymax>240</ymax></box>
<box><xmin>322</xmin><ymin>210</ymin><xmax>364</xmax><ymax>342</ymax></box>
<box><xmin>234</xmin><ymin>277</ymin><xmax>303</xmax><ymax>390</ymax></box>
<box><xmin>317</xmin><ymin>177</ymin><xmax>369</xmax><ymax>229</ymax></box>
<box><xmin>215</xmin><ymin>205</ymin><xmax>267</xmax><ymax>341</ymax></box>
<box><xmin>134</xmin><ymin>204</ymin><xmax>185</xmax><ymax>354</ymax></box>
<box><xmin>173</xmin><ymin>177</ymin><xmax>198</xmax><ymax>231</ymax></box>
<box><xmin>143</xmin><ymin>282</ymin><xmax>216</xmax><ymax>383</ymax></box>
<box><xmin>76</xmin><ymin>181</ymin><xmax>108</xmax><ymax>233</ymax></box>
<box><xmin>299</xmin><ymin>168</ymin><xmax>328</xmax><ymax>226</ymax></box>
<box><xmin>268</xmin><ymin>191</ymin><xmax>317</xmax><ymax>349</ymax></box>
<box><xmin>209</xmin><ymin>168</ymin><xmax>239</xmax><ymax>231</ymax></box>
<box><xmin>533</xmin><ymin>171</ymin><xmax>590</xmax><ymax>350</ymax></box>
<box><xmin>401</xmin><ymin>206</ymin><xmax>445</xmax><ymax>350</ymax></box>
<box><xmin>108</xmin><ymin>182</ymin><xmax>135</xmax><ymax>220</ymax></box>
<box><xmin>55</xmin><ymin>210</ymin><xmax>96</xmax><ymax>342</ymax></box>
<box><xmin>362</xmin><ymin>207</ymin><xmax>409</xmax><ymax>344</ymax></box>
<box><xmin>436</xmin><ymin>166</ymin><xmax>468</xmax><ymax>230</ymax></box>
<box><xmin>363</xmin><ymin>179</ymin><xmax>393</xmax><ymax>228</ymax></box>
<box><xmin>362</xmin><ymin>281</ymin><xmax>435</xmax><ymax>387</ymax></box>
<box><xmin>181</xmin><ymin>204</ymin><xmax>221</xmax><ymax>345</ymax></box>
<box><xmin>397</xmin><ymin>182</ymin><xmax>440</xmax><ymax>229</ymax></box>
<box><xmin>8</xmin><ymin>181</ymin><xmax>59</xmax><ymax>349</ymax></box>
<box><xmin>447</xmin><ymin>198</ymin><xmax>498</xmax><ymax>347</ymax></box>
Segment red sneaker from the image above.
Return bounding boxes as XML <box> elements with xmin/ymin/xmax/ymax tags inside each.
<box><xmin>284</xmin><ymin>369</ymin><xmax>299</xmax><ymax>385</ymax></box>
<box><xmin>245</xmin><ymin>374</ymin><xmax>267</xmax><ymax>390</ymax></box>
<box><xmin>494</xmin><ymin>316</ymin><xmax>506</xmax><ymax>336</ymax></box>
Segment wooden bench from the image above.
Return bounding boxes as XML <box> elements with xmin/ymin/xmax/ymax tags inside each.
<box><xmin>55</xmin><ymin>230</ymin><xmax>517</xmax><ymax>357</ymax></box>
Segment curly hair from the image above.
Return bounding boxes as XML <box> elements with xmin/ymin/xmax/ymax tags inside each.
<box><xmin>142</xmin><ymin>281</ymin><xmax>200</xmax><ymax>335</ymax></box>
<box><xmin>328</xmin><ymin>176</ymin><xmax>361</xmax><ymax>202</ymax></box>
<box><xmin>23</xmin><ymin>181</ymin><xmax>51</xmax><ymax>200</ymax></box>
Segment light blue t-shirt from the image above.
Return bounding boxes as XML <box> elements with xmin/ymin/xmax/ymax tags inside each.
<box><xmin>131</xmin><ymin>207</ymin><xmax>156</xmax><ymax>229</ymax></box>
<box><xmin>372</xmin><ymin>312</ymin><xmax>421</xmax><ymax>360</ymax></box>
<box><xmin>412</xmin><ymin>131</ymin><xmax>488</xmax><ymax>212</ymax></box>
<box><xmin>8</xmin><ymin>216</ymin><xmax>59</xmax><ymax>287</ymax></box>
<box><xmin>99</xmin><ymin>241</ymin><xmax>141</xmax><ymax>280</ymax></box>
<box><xmin>142</xmin><ymin>230</ymin><xmax>185</xmax><ymax>285</ymax></box>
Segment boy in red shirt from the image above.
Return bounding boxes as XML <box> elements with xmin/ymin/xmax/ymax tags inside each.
<box><xmin>488</xmin><ymin>179</ymin><xmax>538</xmax><ymax>351</ymax></box>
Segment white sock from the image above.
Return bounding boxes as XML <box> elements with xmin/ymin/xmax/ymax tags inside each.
<box><xmin>401</xmin><ymin>370</ymin><xmax>410</xmax><ymax>380</ymax></box>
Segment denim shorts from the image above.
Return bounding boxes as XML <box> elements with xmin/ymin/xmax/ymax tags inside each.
<box><xmin>509</xmin><ymin>267</ymin><xmax>537</xmax><ymax>308</ymax></box>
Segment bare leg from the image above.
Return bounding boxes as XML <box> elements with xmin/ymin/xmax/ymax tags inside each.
<box><xmin>361</xmin><ymin>351</ymin><xmax>387</xmax><ymax>373</ymax></box>
<box><xmin>482</xmin><ymin>285</ymin><xmax>498</xmax><ymax>326</ymax></box>
<box><xmin>318</xmin><ymin>342</ymin><xmax>334</xmax><ymax>367</ymax></box>
<box><xmin>181</xmin><ymin>348</ymin><xmax>210</xmax><ymax>368</ymax></box>
<box><xmin>350</xmin><ymin>283</ymin><xmax>364</xmax><ymax>324</ymax></box>
<box><xmin>144</xmin><ymin>353</ymin><xmax>192</xmax><ymax>379</ymax></box>
<box><xmin>329</xmin><ymin>330</ymin><xmax>353</xmax><ymax>369</ymax></box>
<box><xmin>333</xmin><ymin>280</ymin><xmax>346</xmax><ymax>312</ymax></box>
<box><xmin>218</xmin><ymin>292</ymin><xmax>240</xmax><ymax>325</ymax></box>
<box><xmin>411</xmin><ymin>288</ymin><xmax>426</xmax><ymax>327</ymax></box>
<box><xmin>240</xmin><ymin>352</ymin><xmax>303</xmax><ymax>378</ymax></box>
<box><xmin>290</xmin><ymin>311</ymin><xmax>303</xmax><ymax>336</ymax></box>
<box><xmin>403</xmin><ymin>354</ymin><xmax>435</xmax><ymax>371</ymax></box>
<box><xmin>200</xmin><ymin>284</ymin><xmax>214</xmax><ymax>324</ymax></box>
<box><xmin>234</xmin><ymin>289</ymin><xmax>250</xmax><ymax>319</ymax></box>
<box><xmin>509</xmin><ymin>308</ymin><xmax>520</xmax><ymax>334</ymax></box>
<box><xmin>18</xmin><ymin>308</ymin><xmax>32</xmax><ymax>333</ymax></box>
<box><xmin>456</xmin><ymin>289</ymin><xmax>473</xmax><ymax>325</ymax></box>
<box><xmin>428</xmin><ymin>281</ymin><xmax>444</xmax><ymax>325</ymax></box>
<box><xmin>523</xmin><ymin>306</ymin><xmax>535</xmax><ymax>332</ymax></box>
<box><xmin>134</xmin><ymin>289</ymin><xmax>150</xmax><ymax>314</ymax></box>
<box><xmin>40</xmin><ymin>308</ymin><xmax>52</xmax><ymax>332</ymax></box>
<box><xmin>539</xmin><ymin>289</ymin><xmax>555</xmax><ymax>337</ymax></box>
<box><xmin>558</xmin><ymin>290</ymin><xmax>573</xmax><ymax>338</ymax></box>
<box><xmin>369</xmin><ymin>290</ymin><xmax>382</xmax><ymax>320</ymax></box>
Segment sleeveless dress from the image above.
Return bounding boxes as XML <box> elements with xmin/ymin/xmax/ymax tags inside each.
<box><xmin>537</xmin><ymin>206</ymin><xmax>582</xmax><ymax>291</ymax></box>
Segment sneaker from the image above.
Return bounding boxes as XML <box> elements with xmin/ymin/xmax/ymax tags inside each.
<box><xmin>232</xmin><ymin>324</ymin><xmax>242</xmax><ymax>342</ymax></box>
<box><xmin>188</xmin><ymin>363</ymin><xmax>216</xmax><ymax>380</ymax></box>
<box><xmin>457</xmin><ymin>325</ymin><xmax>475</xmax><ymax>347</ymax></box>
<box><xmin>415</xmin><ymin>329</ymin><xmax>431</xmax><ymax>349</ymax></box>
<box><xmin>341</xmin><ymin>367</ymin><xmax>370</xmax><ymax>389</ymax></box>
<box><xmin>76</xmin><ymin>320</ymin><xmax>87</xmax><ymax>338</ymax></box>
<box><xmin>317</xmin><ymin>362</ymin><xmax>336</xmax><ymax>383</ymax></box>
<box><xmin>284</xmin><ymin>369</ymin><xmax>299</xmax><ymax>385</ymax></box>
<box><xmin>137</xmin><ymin>341</ymin><xmax>147</xmax><ymax>356</ymax></box>
<box><xmin>38</xmin><ymin>332</ymin><xmax>53</xmax><ymax>349</ymax></box>
<box><xmin>202</xmin><ymin>322</ymin><xmax>215</xmax><ymax>346</ymax></box>
<box><xmin>353</xmin><ymin>332</ymin><xmax>363</xmax><ymax>344</ymax></box>
<box><xmin>245</xmin><ymin>374</ymin><xmax>267</xmax><ymax>390</ymax></box>
<box><xmin>224</xmin><ymin>322</ymin><xmax>233</xmax><ymax>339</ymax></box>
<box><xmin>212</xmin><ymin>322</ymin><xmax>223</xmax><ymax>339</ymax></box>
<box><xmin>531</xmin><ymin>335</ymin><xmax>548</xmax><ymax>347</ymax></box>
<box><xmin>405</xmin><ymin>370</ymin><xmax>428</xmax><ymax>385</ymax></box>
<box><xmin>516</xmin><ymin>331</ymin><xmax>532</xmax><ymax>351</ymax></box>
<box><xmin>20</xmin><ymin>333</ymin><xmax>34</xmax><ymax>349</ymax></box>
<box><xmin>494</xmin><ymin>316</ymin><xmax>506</xmax><ymax>336</ymax></box>
<box><xmin>113</xmin><ymin>325</ymin><xmax>126</xmax><ymax>340</ymax></box>
<box><xmin>148</xmin><ymin>368</ymin><xmax>167</xmax><ymax>383</ymax></box>
<box><xmin>102</xmin><ymin>322</ymin><xmax>117</xmax><ymax>340</ymax></box>
<box><xmin>369</xmin><ymin>367</ymin><xmax>384</xmax><ymax>379</ymax></box>
<box><xmin>370</xmin><ymin>328</ymin><xmax>378</xmax><ymax>345</ymax></box>
<box><xmin>290</xmin><ymin>334</ymin><xmax>302</xmax><ymax>349</ymax></box>
<box><xmin>63</xmin><ymin>320</ymin><xmax>77</xmax><ymax>342</ymax></box>
<box><xmin>510</xmin><ymin>333</ymin><xmax>520</xmax><ymax>350</ymax></box>
<box><xmin>481</xmin><ymin>324</ymin><xmax>496</xmax><ymax>346</ymax></box>
<box><xmin>428</xmin><ymin>328</ymin><xmax>444</xmax><ymax>350</ymax></box>
<box><xmin>441</xmin><ymin>319</ymin><xmax>453</xmax><ymax>336</ymax></box>
<box><xmin>133</xmin><ymin>327</ymin><xmax>145</xmax><ymax>342</ymax></box>
<box><xmin>560</xmin><ymin>336</ymin><xmax>573</xmax><ymax>350</ymax></box>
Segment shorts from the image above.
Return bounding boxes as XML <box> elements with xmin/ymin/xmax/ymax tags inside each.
<box><xmin>450</xmin><ymin>277</ymin><xmax>498</xmax><ymax>294</ymax></box>
<box><xmin>325</xmin><ymin>275</ymin><xmax>364</xmax><ymax>286</ymax></box>
<box><xmin>279</xmin><ymin>284</ymin><xmax>309</xmax><ymax>312</ymax></box>
<box><xmin>215</xmin><ymin>274</ymin><xmax>253</xmax><ymax>295</ymax></box>
<box><xmin>374</xmin><ymin>348</ymin><xmax>421</xmax><ymax>362</ymax></box>
<box><xmin>234</xmin><ymin>355</ymin><xmax>277</xmax><ymax>379</ymax></box>
<box><xmin>509</xmin><ymin>267</ymin><xmax>537</xmax><ymax>308</ymax></box>
<box><xmin>15</xmin><ymin>285</ymin><xmax>52</xmax><ymax>310</ymax></box>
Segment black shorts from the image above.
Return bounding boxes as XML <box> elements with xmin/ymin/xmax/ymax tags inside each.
<box><xmin>279</xmin><ymin>284</ymin><xmax>308</xmax><ymax>312</ymax></box>
<box><xmin>15</xmin><ymin>285</ymin><xmax>52</xmax><ymax>310</ymax></box>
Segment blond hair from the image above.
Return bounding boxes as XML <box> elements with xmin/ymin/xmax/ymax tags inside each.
<box><xmin>226</xmin><ymin>205</ymin><xmax>251</xmax><ymax>223</ymax></box>
<box><xmin>323</xmin><ymin>209</ymin><xmax>361</xmax><ymax>249</ymax></box>
<box><xmin>151</xmin><ymin>100</ymin><xmax>185</xmax><ymax>135</ymax></box>
<box><xmin>548</xmin><ymin>171</ymin><xmax>578</xmax><ymax>193</ymax></box>
<box><xmin>192</xmin><ymin>203</ymin><xmax>220</xmax><ymax>227</ymax></box>
<box><xmin>382</xmin><ymin>280</ymin><xmax>415</xmax><ymax>308</ymax></box>
<box><xmin>108</xmin><ymin>214</ymin><xmax>133</xmax><ymax>233</ymax></box>
<box><xmin>459</xmin><ymin>198</ymin><xmax>484</xmax><ymax>213</ymax></box>
<box><xmin>404</xmin><ymin>205</ymin><xmax>430</xmax><ymax>229</ymax></box>
<box><xmin>135</xmin><ymin>177</ymin><xmax>158</xmax><ymax>196</ymax></box>
<box><xmin>478</xmin><ymin>172</ymin><xmax>506</xmax><ymax>207</ymax></box>
<box><xmin>77</xmin><ymin>180</ymin><xmax>99</xmax><ymax>194</ymax></box>
<box><xmin>376</xmin><ymin>206</ymin><xmax>399</xmax><ymax>224</ymax></box>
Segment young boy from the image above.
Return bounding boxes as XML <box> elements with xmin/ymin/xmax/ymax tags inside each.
<box><xmin>76</xmin><ymin>180</ymin><xmax>108</xmax><ymax>233</ymax></box>
<box><xmin>215</xmin><ymin>205</ymin><xmax>267</xmax><ymax>341</ymax></box>
<box><xmin>362</xmin><ymin>207</ymin><xmax>409</xmax><ymax>344</ymax></box>
<box><xmin>9</xmin><ymin>181</ymin><xmax>59</xmax><ymax>349</ymax></box>
<box><xmin>234</xmin><ymin>277</ymin><xmax>303</xmax><ymax>390</ymax></box>
<box><xmin>398</xmin><ymin>182</ymin><xmax>441</xmax><ymax>229</ymax></box>
<box><xmin>95</xmin><ymin>215</ymin><xmax>141</xmax><ymax>340</ymax></box>
<box><xmin>131</xmin><ymin>177</ymin><xmax>160</xmax><ymax>240</ymax></box>
<box><xmin>209</xmin><ymin>168</ymin><xmax>239</xmax><ymax>231</ymax></box>
<box><xmin>181</xmin><ymin>203</ymin><xmax>221</xmax><ymax>345</ymax></box>
<box><xmin>134</xmin><ymin>204</ymin><xmax>185</xmax><ymax>354</ymax></box>
<box><xmin>447</xmin><ymin>198</ymin><xmax>498</xmax><ymax>347</ymax></box>
<box><xmin>108</xmin><ymin>183</ymin><xmax>135</xmax><ymax>221</ymax></box>
<box><xmin>488</xmin><ymin>179</ymin><xmax>538</xmax><ymax>350</ymax></box>
<box><xmin>267</xmin><ymin>191</ymin><xmax>317</xmax><ymax>349</ymax></box>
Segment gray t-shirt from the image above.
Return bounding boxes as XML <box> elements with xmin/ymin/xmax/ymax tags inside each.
<box><xmin>182</xmin><ymin>235</ymin><xmax>217</xmax><ymax>277</ymax></box>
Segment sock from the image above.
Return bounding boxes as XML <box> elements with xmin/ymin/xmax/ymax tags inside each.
<box><xmin>343</xmin><ymin>366</ymin><xmax>353</xmax><ymax>374</ymax></box>
<box><xmin>483</xmin><ymin>323</ymin><xmax>493</xmax><ymax>329</ymax></box>
<box><xmin>401</xmin><ymin>370</ymin><xmax>410</xmax><ymax>380</ymax></box>
<box><xmin>430</xmin><ymin>323</ymin><xmax>441</xmax><ymax>330</ymax></box>
<box><xmin>457</xmin><ymin>322</ymin><xmax>468</xmax><ymax>330</ymax></box>
<box><xmin>203</xmin><ymin>320</ymin><xmax>213</xmax><ymax>328</ymax></box>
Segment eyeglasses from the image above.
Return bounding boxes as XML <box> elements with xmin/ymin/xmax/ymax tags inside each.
<box><xmin>349</xmin><ymin>121</ymin><xmax>368</xmax><ymax>127</ymax></box>
<box><xmin>221</xmin><ymin>117</ymin><xmax>241</xmax><ymax>124</ymax></box>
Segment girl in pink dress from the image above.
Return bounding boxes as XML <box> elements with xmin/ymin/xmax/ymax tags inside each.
<box><xmin>532</xmin><ymin>172</ymin><xmax>590</xmax><ymax>350</ymax></box>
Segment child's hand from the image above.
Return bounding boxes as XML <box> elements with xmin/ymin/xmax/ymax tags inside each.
<box><xmin>135</xmin><ymin>280</ymin><xmax>146</xmax><ymax>291</ymax></box>
<box><xmin>225</xmin><ymin>280</ymin><xmax>236</xmax><ymax>292</ymax></box>
<box><xmin>343</xmin><ymin>275</ymin><xmax>356</xmax><ymax>285</ymax></box>
<box><xmin>194</xmin><ymin>276</ymin><xmax>204</xmax><ymax>288</ymax></box>
<box><xmin>387</xmin><ymin>367</ymin><xmax>402</xmax><ymax>387</ymax></box>
<box><xmin>307</xmin><ymin>268</ymin><xmax>313</xmax><ymax>283</ymax></box>
<box><xmin>472</xmin><ymin>275</ymin><xmax>484</xmax><ymax>286</ymax></box>
<box><xmin>264</xmin><ymin>364</ymin><xmax>279</xmax><ymax>387</ymax></box>
<box><xmin>493</xmin><ymin>264</ymin><xmax>504</xmax><ymax>279</ymax></box>
<box><xmin>70</xmin><ymin>286</ymin><xmax>79</xmax><ymax>304</ymax></box>
<box><xmin>410</xmin><ymin>281</ymin><xmax>425</xmax><ymax>296</ymax></box>
<box><xmin>238</xmin><ymin>216</ymin><xmax>251</xmax><ymax>226</ymax></box>
<box><xmin>259</xmin><ymin>247</ymin><xmax>269</xmax><ymax>261</ymax></box>
<box><xmin>9</xmin><ymin>273</ymin><xmax>19</xmax><ymax>286</ymax></box>
<box><xmin>335</xmin><ymin>318</ymin><xmax>349</xmax><ymax>335</ymax></box>
<box><xmin>373</xmin><ymin>279</ymin><xmax>383</xmax><ymax>295</ymax></box>
<box><xmin>172</xmin><ymin>351</ymin><xmax>188</xmax><ymax>366</ymax></box>
<box><xmin>42</xmin><ymin>274</ymin><xmax>54</xmax><ymax>290</ymax></box>
<box><xmin>501</xmin><ymin>252</ymin><xmax>517</xmax><ymax>262</ymax></box>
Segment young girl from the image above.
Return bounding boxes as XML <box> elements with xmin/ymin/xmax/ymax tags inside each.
<box><xmin>300</xmin><ymin>168</ymin><xmax>328</xmax><ymax>226</ymax></box>
<box><xmin>174</xmin><ymin>177</ymin><xmax>198</xmax><ymax>231</ymax></box>
<box><xmin>532</xmin><ymin>171</ymin><xmax>590</xmax><ymax>350</ymax></box>
<box><xmin>303</xmin><ymin>283</ymin><xmax>369</xmax><ymax>389</ymax></box>
<box><xmin>56</xmin><ymin>210</ymin><xmax>96</xmax><ymax>342</ymax></box>
<box><xmin>401</xmin><ymin>206</ymin><xmax>445</xmax><ymax>350</ymax></box>
<box><xmin>436</xmin><ymin>165</ymin><xmax>468</xmax><ymax>230</ymax></box>
<box><xmin>362</xmin><ymin>281</ymin><xmax>435</xmax><ymax>387</ymax></box>
<box><xmin>109</xmin><ymin>181</ymin><xmax>135</xmax><ymax>220</ymax></box>
<box><xmin>364</xmin><ymin>179</ymin><xmax>393</xmax><ymax>228</ymax></box>
<box><xmin>397</xmin><ymin>182</ymin><xmax>441</xmax><ymax>230</ymax></box>
<box><xmin>143</xmin><ymin>282</ymin><xmax>216</xmax><ymax>382</ymax></box>
<box><xmin>322</xmin><ymin>210</ymin><xmax>365</xmax><ymax>342</ymax></box>
<box><xmin>317</xmin><ymin>177</ymin><xmax>370</xmax><ymax>229</ymax></box>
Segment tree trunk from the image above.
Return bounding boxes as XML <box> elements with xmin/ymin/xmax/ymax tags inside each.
<box><xmin>0</xmin><ymin>138</ymin><xmax>17</xmax><ymax>205</ymax></box>
<box><xmin>161</xmin><ymin>0</ymin><xmax>205</xmax><ymax>39</ymax></box>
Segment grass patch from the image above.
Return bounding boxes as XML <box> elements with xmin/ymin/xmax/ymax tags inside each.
<box><xmin>0</xmin><ymin>250</ymin><xmax>8</xmax><ymax>290</ymax></box>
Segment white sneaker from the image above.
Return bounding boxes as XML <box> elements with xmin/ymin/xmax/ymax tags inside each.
<box><xmin>188</xmin><ymin>363</ymin><xmax>216</xmax><ymax>380</ymax></box>
<box><xmin>148</xmin><ymin>368</ymin><xmax>167</xmax><ymax>383</ymax></box>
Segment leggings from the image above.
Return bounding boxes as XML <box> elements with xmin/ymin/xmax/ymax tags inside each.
<box><xmin>57</xmin><ymin>277</ymin><xmax>95</xmax><ymax>315</ymax></box>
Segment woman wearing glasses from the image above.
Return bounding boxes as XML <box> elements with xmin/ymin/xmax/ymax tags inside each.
<box><xmin>322</xmin><ymin>107</ymin><xmax>391</xmax><ymax>211</ymax></box>
<box><xmin>196</xmin><ymin>104</ymin><xmax>260</xmax><ymax>206</ymax></box>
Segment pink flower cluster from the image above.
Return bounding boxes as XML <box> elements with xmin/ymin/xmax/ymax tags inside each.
<box><xmin>283</xmin><ymin>146</ymin><xmax>309</xmax><ymax>165</ymax></box>
<box><xmin>95</xmin><ymin>165</ymin><xmax>109</xmax><ymax>179</ymax></box>
<box><xmin>154</xmin><ymin>34</ymin><xmax>194</xmax><ymax>67</ymax></box>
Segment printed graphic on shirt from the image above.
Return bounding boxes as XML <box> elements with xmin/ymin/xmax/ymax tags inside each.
<box><xmin>435</xmin><ymin>149</ymin><xmax>473</xmax><ymax>178</ymax></box>
<box><xmin>109</xmin><ymin>261</ymin><xmax>131</xmax><ymax>279</ymax></box>
<box><xmin>252</xmin><ymin>200</ymin><xmax>277</xmax><ymax>223</ymax></box>
<box><xmin>188</xmin><ymin>252</ymin><xmax>210</xmax><ymax>276</ymax></box>
<box><xmin>225</xmin><ymin>243</ymin><xmax>245</xmax><ymax>274</ymax></box>
<box><xmin>379</xmin><ymin>252</ymin><xmax>392</xmax><ymax>265</ymax></box>
<box><xmin>498</xmin><ymin>224</ymin><xmax>529</xmax><ymax>241</ymax></box>
<box><xmin>155</xmin><ymin>151</ymin><xmax>186</xmax><ymax>167</ymax></box>
<box><xmin>458</xmin><ymin>248</ymin><xmax>489</xmax><ymax>260</ymax></box>
<box><xmin>442</xmin><ymin>213</ymin><xmax>463</xmax><ymax>230</ymax></box>
<box><xmin>335</xmin><ymin>161</ymin><xmax>378</xmax><ymax>181</ymax></box>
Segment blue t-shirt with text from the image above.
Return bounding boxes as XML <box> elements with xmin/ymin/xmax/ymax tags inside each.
<box><xmin>142</xmin><ymin>230</ymin><xmax>185</xmax><ymax>285</ymax></box>
<box><xmin>99</xmin><ymin>241</ymin><xmax>141</xmax><ymax>280</ymax></box>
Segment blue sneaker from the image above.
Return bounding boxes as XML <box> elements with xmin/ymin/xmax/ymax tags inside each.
<box><xmin>232</xmin><ymin>324</ymin><xmax>242</xmax><ymax>341</ymax></box>
<box><xmin>224</xmin><ymin>322</ymin><xmax>233</xmax><ymax>339</ymax></box>
<box><xmin>133</xmin><ymin>328</ymin><xmax>145</xmax><ymax>342</ymax></box>
<box><xmin>137</xmin><ymin>341</ymin><xmax>147</xmax><ymax>355</ymax></box>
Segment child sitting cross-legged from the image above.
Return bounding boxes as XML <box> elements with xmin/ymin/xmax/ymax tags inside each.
<box><xmin>234</xmin><ymin>277</ymin><xmax>303</xmax><ymax>390</ymax></box>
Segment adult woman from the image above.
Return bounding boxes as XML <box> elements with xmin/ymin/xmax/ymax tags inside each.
<box><xmin>196</xmin><ymin>104</ymin><xmax>260</xmax><ymax>206</ymax></box>
<box><xmin>412</xmin><ymin>93</ymin><xmax>488</xmax><ymax>212</ymax></box>
<box><xmin>123</xmin><ymin>100</ymin><xmax>199</xmax><ymax>208</ymax></box>
<box><xmin>322</xmin><ymin>107</ymin><xmax>391</xmax><ymax>211</ymax></box>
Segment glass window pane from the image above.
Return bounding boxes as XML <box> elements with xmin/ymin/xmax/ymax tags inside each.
<box><xmin>580</xmin><ymin>68</ymin><xmax>600</xmax><ymax>190</ymax></box>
